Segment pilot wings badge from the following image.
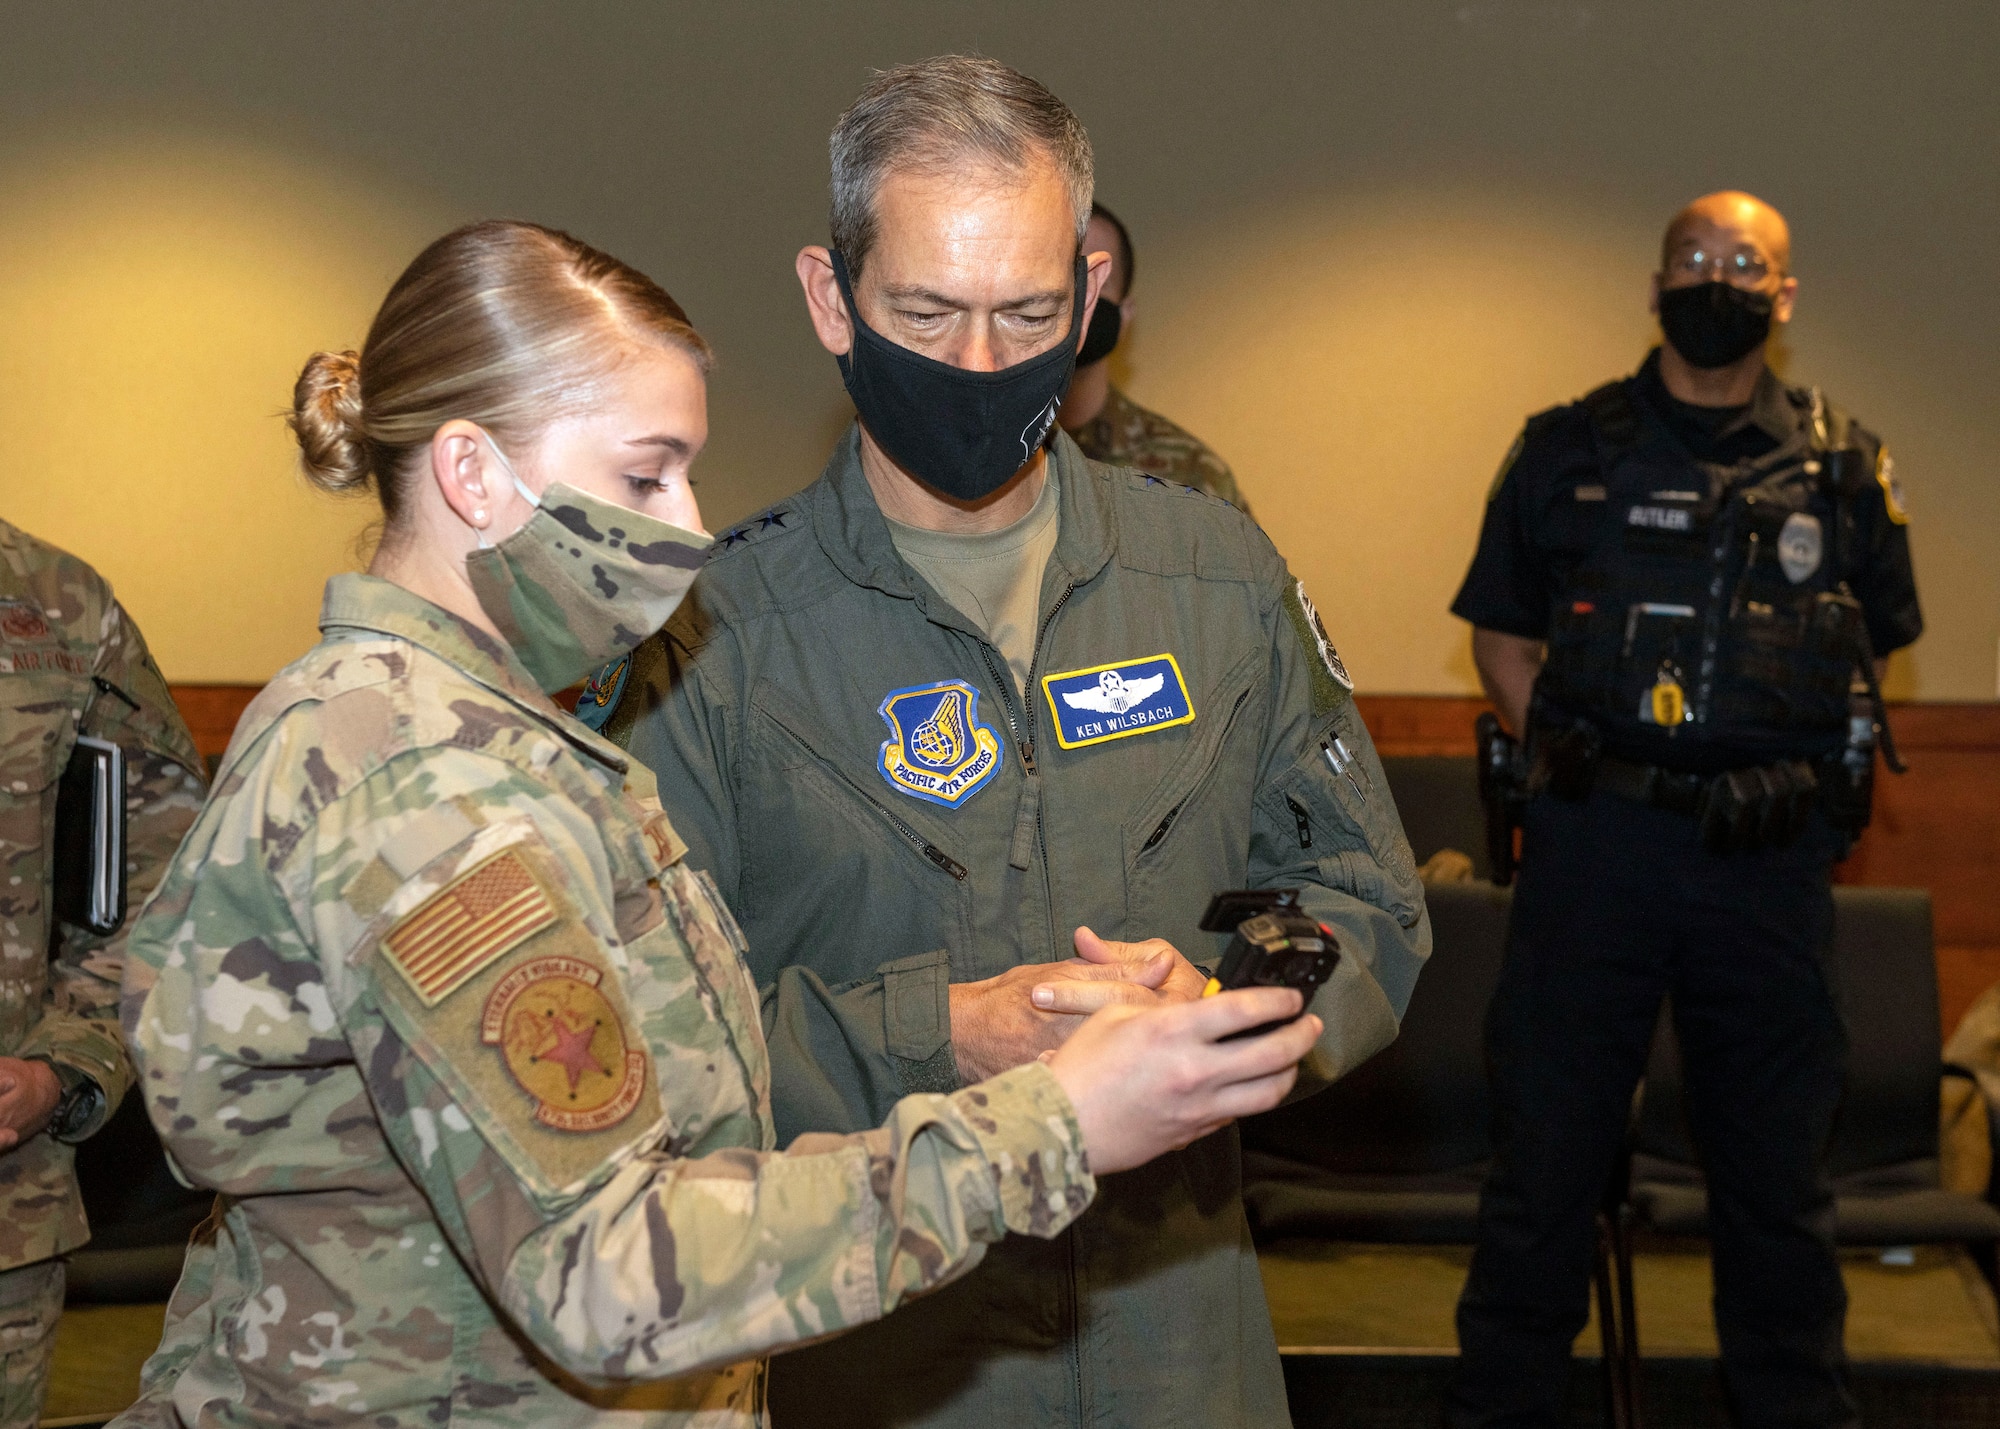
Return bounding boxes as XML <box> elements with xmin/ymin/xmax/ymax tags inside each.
<box><xmin>1041</xmin><ymin>654</ymin><xmax>1195</xmax><ymax>751</ymax></box>
<box><xmin>877</xmin><ymin>680</ymin><xmax>1003</xmax><ymax>806</ymax></box>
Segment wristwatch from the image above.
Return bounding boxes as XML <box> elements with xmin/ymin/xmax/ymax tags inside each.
<box><xmin>27</xmin><ymin>1059</ymin><xmax>104</xmax><ymax>1144</ymax></box>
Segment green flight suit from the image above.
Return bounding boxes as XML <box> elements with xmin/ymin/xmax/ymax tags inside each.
<box><xmin>599</xmin><ymin>427</ymin><xmax>1431</xmax><ymax>1428</ymax></box>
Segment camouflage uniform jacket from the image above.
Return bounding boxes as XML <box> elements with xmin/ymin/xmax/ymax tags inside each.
<box><xmin>594</xmin><ymin>428</ymin><xmax>1430</xmax><ymax>1428</ymax></box>
<box><xmin>0</xmin><ymin>518</ymin><xmax>203</xmax><ymax>1270</ymax></box>
<box><xmin>1069</xmin><ymin>382</ymin><xmax>1250</xmax><ymax>513</ymax></box>
<box><xmin>117</xmin><ymin>573</ymin><xmax>1093</xmax><ymax>1428</ymax></box>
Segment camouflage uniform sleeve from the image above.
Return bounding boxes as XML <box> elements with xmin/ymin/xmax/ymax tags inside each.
<box><xmin>138</xmin><ymin>737</ymin><xmax>1095</xmax><ymax>1388</ymax></box>
<box><xmin>18</xmin><ymin>598</ymin><xmax>202</xmax><ymax>1135</ymax></box>
<box><xmin>1246</xmin><ymin>552</ymin><xmax>1431</xmax><ymax>1094</ymax></box>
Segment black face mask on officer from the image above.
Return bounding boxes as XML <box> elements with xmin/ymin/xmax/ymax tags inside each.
<box><xmin>1656</xmin><ymin>280</ymin><xmax>1775</xmax><ymax>369</ymax></box>
<box><xmin>829</xmin><ymin>250</ymin><xmax>1085</xmax><ymax>502</ymax></box>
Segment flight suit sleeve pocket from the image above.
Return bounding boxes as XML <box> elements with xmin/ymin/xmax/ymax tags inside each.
<box><xmin>355</xmin><ymin>822</ymin><xmax>667</xmax><ymax>1211</ymax></box>
<box><xmin>1264</xmin><ymin>705</ymin><xmax>1424</xmax><ymax>932</ymax></box>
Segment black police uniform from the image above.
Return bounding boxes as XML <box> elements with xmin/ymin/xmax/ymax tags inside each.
<box><xmin>1447</xmin><ymin>348</ymin><xmax>1921</xmax><ymax>1428</ymax></box>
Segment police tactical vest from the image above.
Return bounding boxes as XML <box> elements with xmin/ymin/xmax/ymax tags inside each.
<box><xmin>1537</xmin><ymin>379</ymin><xmax>1876</xmax><ymax>762</ymax></box>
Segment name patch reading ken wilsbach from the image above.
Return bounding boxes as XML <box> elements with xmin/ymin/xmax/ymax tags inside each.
<box><xmin>1041</xmin><ymin>654</ymin><xmax>1195</xmax><ymax>751</ymax></box>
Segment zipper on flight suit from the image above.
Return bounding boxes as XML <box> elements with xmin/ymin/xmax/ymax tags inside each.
<box><xmin>974</xmin><ymin>576</ymin><xmax>1084</xmax><ymax>1424</ymax></box>
<box><xmin>764</xmin><ymin>717</ymin><xmax>968</xmax><ymax>880</ymax></box>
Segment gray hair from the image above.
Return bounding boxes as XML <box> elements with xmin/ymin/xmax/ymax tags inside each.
<box><xmin>829</xmin><ymin>55</ymin><xmax>1094</xmax><ymax>277</ymax></box>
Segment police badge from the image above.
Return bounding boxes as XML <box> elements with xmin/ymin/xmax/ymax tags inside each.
<box><xmin>1777</xmin><ymin>511</ymin><xmax>1824</xmax><ymax>584</ymax></box>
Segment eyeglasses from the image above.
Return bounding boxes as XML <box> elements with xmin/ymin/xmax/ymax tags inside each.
<box><xmin>1666</xmin><ymin>246</ymin><xmax>1775</xmax><ymax>287</ymax></box>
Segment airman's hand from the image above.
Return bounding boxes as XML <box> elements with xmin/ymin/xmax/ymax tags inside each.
<box><xmin>0</xmin><ymin>1057</ymin><xmax>62</xmax><ymax>1154</ymax></box>
<box><xmin>1047</xmin><ymin>988</ymin><xmax>1321</xmax><ymax>1174</ymax></box>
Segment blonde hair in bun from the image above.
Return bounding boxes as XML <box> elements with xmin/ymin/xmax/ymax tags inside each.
<box><xmin>288</xmin><ymin>349</ymin><xmax>370</xmax><ymax>494</ymax></box>
<box><xmin>285</xmin><ymin>220</ymin><xmax>710</xmax><ymax>533</ymax></box>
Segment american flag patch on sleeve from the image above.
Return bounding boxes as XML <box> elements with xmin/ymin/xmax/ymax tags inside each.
<box><xmin>382</xmin><ymin>847</ymin><xmax>559</xmax><ymax>1006</ymax></box>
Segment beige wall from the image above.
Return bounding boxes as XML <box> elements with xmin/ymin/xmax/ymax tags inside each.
<box><xmin>1</xmin><ymin>2</ymin><xmax>1992</xmax><ymax>696</ymax></box>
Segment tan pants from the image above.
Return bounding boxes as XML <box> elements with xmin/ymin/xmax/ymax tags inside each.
<box><xmin>0</xmin><ymin>1259</ymin><xmax>63</xmax><ymax>1429</ymax></box>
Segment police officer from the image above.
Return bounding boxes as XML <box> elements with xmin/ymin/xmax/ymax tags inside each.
<box><xmin>0</xmin><ymin>519</ymin><xmax>203</xmax><ymax>1427</ymax></box>
<box><xmin>1448</xmin><ymin>191</ymin><xmax>1921</xmax><ymax>1428</ymax></box>
<box><xmin>591</xmin><ymin>55</ymin><xmax>1429</xmax><ymax>1429</ymax></box>
<box><xmin>1058</xmin><ymin>201</ymin><xmax>1250</xmax><ymax>510</ymax></box>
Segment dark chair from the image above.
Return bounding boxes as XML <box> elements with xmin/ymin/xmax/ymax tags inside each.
<box><xmin>1379</xmin><ymin>756</ymin><xmax>1491</xmax><ymax>881</ymax></box>
<box><xmin>1243</xmin><ymin>879</ymin><xmax>1508</xmax><ymax>1243</ymax></box>
<box><xmin>1242</xmin><ymin>880</ymin><xmax>1643</xmax><ymax>1426</ymax></box>
<box><xmin>67</xmin><ymin>1092</ymin><xmax>211</xmax><ymax>1304</ymax></box>
<box><xmin>1631</xmin><ymin>886</ymin><xmax>2000</xmax><ymax>1287</ymax></box>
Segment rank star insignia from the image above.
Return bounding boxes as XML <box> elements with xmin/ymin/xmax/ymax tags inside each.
<box><xmin>720</xmin><ymin>528</ymin><xmax>750</xmax><ymax>549</ymax></box>
<box><xmin>1142</xmin><ymin>474</ymin><xmax>1169</xmax><ymax>487</ymax></box>
<box><xmin>482</xmin><ymin>955</ymin><xmax>647</xmax><ymax>1132</ymax></box>
<box><xmin>758</xmin><ymin>509</ymin><xmax>789</xmax><ymax>530</ymax></box>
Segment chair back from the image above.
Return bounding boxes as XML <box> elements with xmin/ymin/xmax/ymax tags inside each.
<box><xmin>1635</xmin><ymin>886</ymin><xmax>1940</xmax><ymax>1179</ymax></box>
<box><xmin>1380</xmin><ymin>756</ymin><xmax>1491</xmax><ymax>880</ymax></box>
<box><xmin>1242</xmin><ymin>880</ymin><xmax>1510</xmax><ymax>1174</ymax></box>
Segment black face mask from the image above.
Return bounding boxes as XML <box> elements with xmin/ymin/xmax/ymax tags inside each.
<box><xmin>831</xmin><ymin>250</ymin><xmax>1084</xmax><ymax>502</ymax></box>
<box><xmin>1075</xmin><ymin>296</ymin><xmax>1122</xmax><ymax>368</ymax></box>
<box><xmin>1657</xmin><ymin>280</ymin><xmax>1775</xmax><ymax>369</ymax></box>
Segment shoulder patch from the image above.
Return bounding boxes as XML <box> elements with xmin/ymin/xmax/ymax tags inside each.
<box><xmin>382</xmin><ymin>847</ymin><xmax>559</xmax><ymax>1006</ymax></box>
<box><xmin>1486</xmin><ymin>432</ymin><xmax>1526</xmax><ymax>504</ymax></box>
<box><xmin>1284</xmin><ymin>578</ymin><xmax>1352</xmax><ymax>715</ymax></box>
<box><xmin>481</xmin><ymin>955</ymin><xmax>648</xmax><ymax>1133</ymax></box>
<box><xmin>1876</xmin><ymin>447</ymin><xmax>1909</xmax><ymax>525</ymax></box>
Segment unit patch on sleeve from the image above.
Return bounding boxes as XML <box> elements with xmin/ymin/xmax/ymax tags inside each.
<box><xmin>481</xmin><ymin>955</ymin><xmax>648</xmax><ymax>1133</ymax></box>
<box><xmin>382</xmin><ymin>847</ymin><xmax>559</xmax><ymax>1006</ymax></box>
<box><xmin>1282</xmin><ymin>578</ymin><xmax>1353</xmax><ymax>716</ymax></box>
<box><xmin>877</xmin><ymin>679</ymin><xmax>1004</xmax><ymax>806</ymax></box>
<box><xmin>1041</xmin><ymin>654</ymin><xmax>1195</xmax><ymax>751</ymax></box>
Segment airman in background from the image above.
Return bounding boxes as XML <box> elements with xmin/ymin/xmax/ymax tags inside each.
<box><xmin>0</xmin><ymin>518</ymin><xmax>204</xmax><ymax>1428</ymax></box>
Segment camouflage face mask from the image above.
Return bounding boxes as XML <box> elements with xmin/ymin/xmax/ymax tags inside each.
<box><xmin>465</xmin><ymin>439</ymin><xmax>710</xmax><ymax>693</ymax></box>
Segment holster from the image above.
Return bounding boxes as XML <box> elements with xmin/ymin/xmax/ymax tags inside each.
<box><xmin>1475</xmin><ymin>712</ymin><xmax>1529</xmax><ymax>887</ymax></box>
<box><xmin>1528</xmin><ymin>713</ymin><xmax>1603</xmax><ymax>804</ymax></box>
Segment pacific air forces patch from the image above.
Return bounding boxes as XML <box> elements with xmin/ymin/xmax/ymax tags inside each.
<box><xmin>878</xmin><ymin>680</ymin><xmax>1003</xmax><ymax>806</ymax></box>
<box><xmin>1041</xmin><ymin>654</ymin><xmax>1195</xmax><ymax>751</ymax></box>
<box><xmin>1284</xmin><ymin>578</ymin><xmax>1353</xmax><ymax>716</ymax></box>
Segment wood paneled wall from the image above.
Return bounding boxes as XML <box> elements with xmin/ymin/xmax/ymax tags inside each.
<box><xmin>171</xmin><ymin>684</ymin><xmax>2000</xmax><ymax>1036</ymax></box>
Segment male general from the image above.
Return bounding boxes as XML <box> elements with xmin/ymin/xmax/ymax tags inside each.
<box><xmin>586</xmin><ymin>55</ymin><xmax>1430</xmax><ymax>1429</ymax></box>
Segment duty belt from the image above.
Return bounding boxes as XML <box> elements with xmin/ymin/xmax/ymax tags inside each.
<box><xmin>1593</xmin><ymin>753</ymin><xmax>1822</xmax><ymax>852</ymax></box>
